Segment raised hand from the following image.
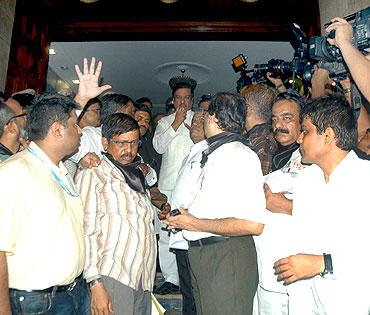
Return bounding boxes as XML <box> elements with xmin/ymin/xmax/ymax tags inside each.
<box><xmin>74</xmin><ymin>57</ymin><xmax>112</xmax><ymax>108</ymax></box>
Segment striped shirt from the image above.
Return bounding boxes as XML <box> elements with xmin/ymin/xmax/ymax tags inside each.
<box><xmin>76</xmin><ymin>156</ymin><xmax>156</xmax><ymax>291</ymax></box>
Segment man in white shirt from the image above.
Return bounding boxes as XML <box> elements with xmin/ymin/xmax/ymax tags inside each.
<box><xmin>0</xmin><ymin>93</ymin><xmax>87</xmax><ymax>314</ymax></box>
<box><xmin>167</xmin><ymin>109</ymin><xmax>207</xmax><ymax>314</ymax></box>
<box><xmin>274</xmin><ymin>94</ymin><xmax>370</xmax><ymax>315</ymax></box>
<box><xmin>166</xmin><ymin>92</ymin><xmax>266</xmax><ymax>315</ymax></box>
<box><xmin>71</xmin><ymin>93</ymin><xmax>136</xmax><ymax>163</ymax></box>
<box><xmin>152</xmin><ymin>79</ymin><xmax>196</xmax><ymax>294</ymax></box>
<box><xmin>254</xmin><ymin>147</ymin><xmax>308</xmax><ymax>315</ymax></box>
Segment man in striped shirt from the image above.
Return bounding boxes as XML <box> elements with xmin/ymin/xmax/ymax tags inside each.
<box><xmin>76</xmin><ymin>113</ymin><xmax>156</xmax><ymax>315</ymax></box>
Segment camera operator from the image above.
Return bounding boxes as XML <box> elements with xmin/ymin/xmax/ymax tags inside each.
<box><xmin>266</xmin><ymin>73</ymin><xmax>287</xmax><ymax>94</ymax></box>
<box><xmin>326</xmin><ymin>17</ymin><xmax>370</xmax><ymax>102</ymax></box>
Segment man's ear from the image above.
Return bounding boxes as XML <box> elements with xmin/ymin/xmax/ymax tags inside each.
<box><xmin>4</xmin><ymin>121</ymin><xmax>18</xmax><ymax>135</ymax></box>
<box><xmin>324</xmin><ymin>127</ymin><xmax>336</xmax><ymax>145</ymax></box>
<box><xmin>50</xmin><ymin>121</ymin><xmax>64</xmax><ymax>139</ymax></box>
<box><xmin>101</xmin><ymin>137</ymin><xmax>109</xmax><ymax>152</ymax></box>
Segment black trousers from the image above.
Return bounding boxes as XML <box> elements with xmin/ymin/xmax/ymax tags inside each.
<box><xmin>188</xmin><ymin>236</ymin><xmax>258</xmax><ymax>315</ymax></box>
<box><xmin>174</xmin><ymin>249</ymin><xmax>197</xmax><ymax>315</ymax></box>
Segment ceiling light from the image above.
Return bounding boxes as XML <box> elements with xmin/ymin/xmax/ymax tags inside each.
<box><xmin>160</xmin><ymin>0</ymin><xmax>179</xmax><ymax>3</ymax></box>
<box><xmin>80</xmin><ymin>0</ymin><xmax>99</xmax><ymax>3</ymax></box>
<box><xmin>72</xmin><ymin>80</ymin><xmax>80</xmax><ymax>84</ymax></box>
<box><xmin>49</xmin><ymin>48</ymin><xmax>56</xmax><ymax>55</ymax></box>
<box><xmin>240</xmin><ymin>0</ymin><xmax>259</xmax><ymax>2</ymax></box>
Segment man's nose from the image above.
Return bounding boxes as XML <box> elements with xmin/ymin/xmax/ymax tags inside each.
<box><xmin>274</xmin><ymin>119</ymin><xmax>284</xmax><ymax>129</ymax></box>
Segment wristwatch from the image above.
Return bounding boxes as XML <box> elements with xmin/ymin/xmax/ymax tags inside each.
<box><xmin>320</xmin><ymin>253</ymin><xmax>333</xmax><ymax>277</ymax></box>
<box><xmin>88</xmin><ymin>277</ymin><xmax>102</xmax><ymax>288</ymax></box>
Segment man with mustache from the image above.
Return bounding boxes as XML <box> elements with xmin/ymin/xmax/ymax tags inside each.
<box><xmin>252</xmin><ymin>90</ymin><xmax>307</xmax><ymax>314</ymax></box>
<box><xmin>76</xmin><ymin>113</ymin><xmax>156</xmax><ymax>315</ymax></box>
<box><xmin>271</xmin><ymin>90</ymin><xmax>305</xmax><ymax>171</ymax></box>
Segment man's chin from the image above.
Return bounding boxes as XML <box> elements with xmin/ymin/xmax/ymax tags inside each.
<box><xmin>118</xmin><ymin>157</ymin><xmax>134</xmax><ymax>165</ymax></box>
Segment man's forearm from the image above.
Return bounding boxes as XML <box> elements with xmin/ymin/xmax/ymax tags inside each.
<box><xmin>191</xmin><ymin>217</ymin><xmax>264</xmax><ymax>237</ymax></box>
<box><xmin>0</xmin><ymin>251</ymin><xmax>11</xmax><ymax>314</ymax></box>
<box><xmin>340</xmin><ymin>42</ymin><xmax>370</xmax><ymax>101</ymax></box>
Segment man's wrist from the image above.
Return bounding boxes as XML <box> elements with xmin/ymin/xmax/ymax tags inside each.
<box><xmin>88</xmin><ymin>277</ymin><xmax>103</xmax><ymax>289</ymax></box>
<box><xmin>74</xmin><ymin>95</ymin><xmax>90</xmax><ymax>109</ymax></box>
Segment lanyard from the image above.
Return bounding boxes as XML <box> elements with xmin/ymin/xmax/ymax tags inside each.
<box><xmin>27</xmin><ymin>147</ymin><xmax>80</xmax><ymax>197</ymax></box>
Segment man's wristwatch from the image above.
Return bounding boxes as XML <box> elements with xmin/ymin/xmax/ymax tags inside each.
<box><xmin>320</xmin><ymin>253</ymin><xmax>333</xmax><ymax>276</ymax></box>
<box><xmin>88</xmin><ymin>277</ymin><xmax>102</xmax><ymax>288</ymax></box>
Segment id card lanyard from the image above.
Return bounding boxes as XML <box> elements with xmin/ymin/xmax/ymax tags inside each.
<box><xmin>27</xmin><ymin>146</ymin><xmax>80</xmax><ymax>197</ymax></box>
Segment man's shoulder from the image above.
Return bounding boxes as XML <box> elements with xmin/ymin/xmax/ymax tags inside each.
<box><xmin>343</xmin><ymin>150</ymin><xmax>370</xmax><ymax>177</ymax></box>
<box><xmin>82</xmin><ymin>126</ymin><xmax>101</xmax><ymax>137</ymax></box>
<box><xmin>218</xmin><ymin>141</ymin><xmax>256</xmax><ymax>156</ymax></box>
<box><xmin>0</xmin><ymin>151</ymin><xmax>37</xmax><ymax>183</ymax></box>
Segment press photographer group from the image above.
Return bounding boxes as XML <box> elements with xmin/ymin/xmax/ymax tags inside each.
<box><xmin>232</xmin><ymin>6</ymin><xmax>370</xmax><ymax>106</ymax></box>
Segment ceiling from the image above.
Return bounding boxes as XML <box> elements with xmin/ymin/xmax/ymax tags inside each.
<box><xmin>48</xmin><ymin>40</ymin><xmax>294</xmax><ymax>108</ymax></box>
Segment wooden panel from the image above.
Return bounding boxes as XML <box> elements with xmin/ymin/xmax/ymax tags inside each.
<box><xmin>56</xmin><ymin>21</ymin><xmax>290</xmax><ymax>41</ymax></box>
<box><xmin>5</xmin><ymin>12</ymin><xmax>50</xmax><ymax>94</ymax></box>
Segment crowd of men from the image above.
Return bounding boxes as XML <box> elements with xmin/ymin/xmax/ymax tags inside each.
<box><xmin>0</xmin><ymin>16</ymin><xmax>369</xmax><ymax>315</ymax></box>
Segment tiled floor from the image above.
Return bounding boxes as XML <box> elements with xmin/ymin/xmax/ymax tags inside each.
<box><xmin>154</xmin><ymin>273</ymin><xmax>182</xmax><ymax>315</ymax></box>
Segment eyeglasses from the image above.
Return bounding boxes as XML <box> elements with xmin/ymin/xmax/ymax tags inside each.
<box><xmin>110</xmin><ymin>139</ymin><xmax>141</xmax><ymax>148</ymax></box>
<box><xmin>85</xmin><ymin>108</ymin><xmax>100</xmax><ymax>113</ymax></box>
<box><xmin>6</xmin><ymin>113</ymin><xmax>27</xmax><ymax>125</ymax></box>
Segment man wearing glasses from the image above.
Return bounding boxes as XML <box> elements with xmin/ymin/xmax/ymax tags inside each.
<box><xmin>0</xmin><ymin>101</ymin><xmax>27</xmax><ymax>161</ymax></box>
<box><xmin>76</xmin><ymin>113</ymin><xmax>156</xmax><ymax>315</ymax></box>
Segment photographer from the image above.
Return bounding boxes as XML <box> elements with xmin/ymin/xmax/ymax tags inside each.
<box><xmin>326</xmin><ymin>17</ymin><xmax>370</xmax><ymax>102</ymax></box>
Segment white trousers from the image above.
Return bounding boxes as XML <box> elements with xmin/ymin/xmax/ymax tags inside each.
<box><xmin>254</xmin><ymin>284</ymin><xmax>288</xmax><ymax>315</ymax></box>
<box><xmin>157</xmin><ymin>189</ymin><xmax>179</xmax><ymax>285</ymax></box>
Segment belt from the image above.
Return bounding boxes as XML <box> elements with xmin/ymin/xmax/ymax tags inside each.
<box><xmin>188</xmin><ymin>236</ymin><xmax>229</xmax><ymax>247</ymax></box>
<box><xmin>11</xmin><ymin>273</ymin><xmax>83</xmax><ymax>294</ymax></box>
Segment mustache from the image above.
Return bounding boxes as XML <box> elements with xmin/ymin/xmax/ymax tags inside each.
<box><xmin>121</xmin><ymin>152</ymin><xmax>133</xmax><ymax>159</ymax></box>
<box><xmin>274</xmin><ymin>128</ymin><xmax>289</xmax><ymax>135</ymax></box>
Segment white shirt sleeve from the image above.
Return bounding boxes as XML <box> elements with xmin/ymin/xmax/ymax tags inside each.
<box><xmin>70</xmin><ymin>127</ymin><xmax>103</xmax><ymax>163</ymax></box>
<box><xmin>152</xmin><ymin>118</ymin><xmax>179</xmax><ymax>154</ymax></box>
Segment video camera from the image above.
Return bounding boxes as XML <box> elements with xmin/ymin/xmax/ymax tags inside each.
<box><xmin>309</xmin><ymin>7</ymin><xmax>370</xmax><ymax>62</ymax></box>
<box><xmin>231</xmin><ymin>54</ymin><xmax>253</xmax><ymax>92</ymax></box>
<box><xmin>251</xmin><ymin>23</ymin><xmax>313</xmax><ymax>84</ymax></box>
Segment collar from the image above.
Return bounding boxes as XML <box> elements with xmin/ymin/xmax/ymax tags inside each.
<box><xmin>0</xmin><ymin>142</ymin><xmax>13</xmax><ymax>157</ymax></box>
<box><xmin>103</xmin><ymin>152</ymin><xmax>147</xmax><ymax>194</ymax></box>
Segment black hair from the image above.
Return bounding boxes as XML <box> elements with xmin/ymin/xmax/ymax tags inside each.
<box><xmin>240</xmin><ymin>83</ymin><xmax>278</xmax><ymax>121</ymax></box>
<box><xmin>0</xmin><ymin>92</ymin><xmax>9</xmax><ymax>102</ymax></box>
<box><xmin>136</xmin><ymin>97</ymin><xmax>152</xmax><ymax>106</ymax></box>
<box><xmin>274</xmin><ymin>89</ymin><xmax>306</xmax><ymax>113</ymax></box>
<box><xmin>302</xmin><ymin>94</ymin><xmax>357</xmax><ymax>151</ymax></box>
<box><xmin>0</xmin><ymin>102</ymin><xmax>14</xmax><ymax>138</ymax></box>
<box><xmin>171</xmin><ymin>83</ymin><xmax>194</xmax><ymax>97</ymax></box>
<box><xmin>134</xmin><ymin>103</ymin><xmax>152</xmax><ymax>117</ymax></box>
<box><xmin>208</xmin><ymin>92</ymin><xmax>247</xmax><ymax>134</ymax></box>
<box><xmin>100</xmin><ymin>93</ymin><xmax>134</xmax><ymax>124</ymax></box>
<box><xmin>198</xmin><ymin>94</ymin><xmax>212</xmax><ymax>107</ymax></box>
<box><xmin>27</xmin><ymin>93</ymin><xmax>78</xmax><ymax>141</ymax></box>
<box><xmin>12</xmin><ymin>93</ymin><xmax>35</xmax><ymax>108</ymax></box>
<box><xmin>77</xmin><ymin>97</ymin><xmax>102</xmax><ymax>124</ymax></box>
<box><xmin>102</xmin><ymin>113</ymin><xmax>139</xmax><ymax>140</ymax></box>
